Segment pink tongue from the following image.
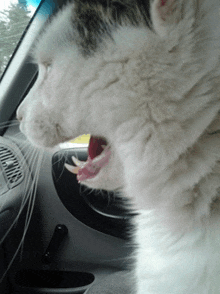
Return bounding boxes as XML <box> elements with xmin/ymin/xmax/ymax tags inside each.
<box><xmin>77</xmin><ymin>136</ymin><xmax>110</xmax><ymax>182</ymax></box>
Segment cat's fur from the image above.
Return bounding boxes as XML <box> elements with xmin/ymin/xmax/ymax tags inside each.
<box><xmin>17</xmin><ymin>0</ymin><xmax>220</xmax><ymax>293</ymax></box>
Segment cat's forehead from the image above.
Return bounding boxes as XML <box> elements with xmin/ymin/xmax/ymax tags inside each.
<box><xmin>72</xmin><ymin>0</ymin><xmax>151</xmax><ymax>55</ymax></box>
<box><xmin>33</xmin><ymin>0</ymin><xmax>152</xmax><ymax>63</ymax></box>
<box><xmin>32</xmin><ymin>5</ymin><xmax>76</xmax><ymax>64</ymax></box>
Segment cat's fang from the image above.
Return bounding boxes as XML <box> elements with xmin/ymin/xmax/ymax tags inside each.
<box><xmin>71</xmin><ymin>156</ymin><xmax>85</xmax><ymax>167</ymax></box>
<box><xmin>64</xmin><ymin>163</ymin><xmax>80</xmax><ymax>174</ymax></box>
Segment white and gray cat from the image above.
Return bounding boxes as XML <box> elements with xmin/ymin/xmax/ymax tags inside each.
<box><xmin>17</xmin><ymin>0</ymin><xmax>220</xmax><ymax>293</ymax></box>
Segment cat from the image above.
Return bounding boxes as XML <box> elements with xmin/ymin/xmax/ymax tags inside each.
<box><xmin>17</xmin><ymin>0</ymin><xmax>220</xmax><ymax>293</ymax></box>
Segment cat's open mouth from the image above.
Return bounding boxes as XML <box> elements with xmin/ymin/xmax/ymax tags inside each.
<box><xmin>65</xmin><ymin>136</ymin><xmax>111</xmax><ymax>182</ymax></box>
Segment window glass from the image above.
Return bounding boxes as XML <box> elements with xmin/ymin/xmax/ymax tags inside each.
<box><xmin>0</xmin><ymin>0</ymin><xmax>41</xmax><ymax>78</ymax></box>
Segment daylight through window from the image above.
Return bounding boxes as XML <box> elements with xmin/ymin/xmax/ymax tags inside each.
<box><xmin>0</xmin><ymin>0</ymin><xmax>40</xmax><ymax>79</ymax></box>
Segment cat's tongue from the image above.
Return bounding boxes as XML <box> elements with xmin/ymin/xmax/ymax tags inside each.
<box><xmin>77</xmin><ymin>136</ymin><xmax>111</xmax><ymax>182</ymax></box>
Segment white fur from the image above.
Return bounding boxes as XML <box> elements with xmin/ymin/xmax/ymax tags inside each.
<box><xmin>17</xmin><ymin>0</ymin><xmax>220</xmax><ymax>292</ymax></box>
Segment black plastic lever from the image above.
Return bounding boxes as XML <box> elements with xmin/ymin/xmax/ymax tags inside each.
<box><xmin>42</xmin><ymin>224</ymin><xmax>68</xmax><ymax>264</ymax></box>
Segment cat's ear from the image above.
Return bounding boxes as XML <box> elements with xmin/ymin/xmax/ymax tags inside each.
<box><xmin>151</xmin><ymin>0</ymin><xmax>182</xmax><ymax>37</ymax></box>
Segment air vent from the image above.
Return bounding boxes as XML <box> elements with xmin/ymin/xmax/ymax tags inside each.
<box><xmin>0</xmin><ymin>146</ymin><xmax>23</xmax><ymax>188</ymax></box>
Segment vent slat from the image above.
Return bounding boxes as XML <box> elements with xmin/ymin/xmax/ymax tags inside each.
<box><xmin>0</xmin><ymin>146</ymin><xmax>23</xmax><ymax>188</ymax></box>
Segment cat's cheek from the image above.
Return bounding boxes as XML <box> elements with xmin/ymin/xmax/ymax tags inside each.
<box><xmin>81</xmin><ymin>150</ymin><xmax>124</xmax><ymax>191</ymax></box>
<box><xmin>81</xmin><ymin>169</ymin><xmax>123</xmax><ymax>191</ymax></box>
<box><xmin>18</xmin><ymin>107</ymin><xmax>59</xmax><ymax>148</ymax></box>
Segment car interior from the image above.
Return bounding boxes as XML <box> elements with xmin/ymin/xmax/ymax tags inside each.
<box><xmin>0</xmin><ymin>0</ymin><xmax>135</xmax><ymax>293</ymax></box>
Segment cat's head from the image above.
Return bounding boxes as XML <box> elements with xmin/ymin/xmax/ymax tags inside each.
<box><xmin>17</xmin><ymin>0</ymin><xmax>220</xmax><ymax>191</ymax></box>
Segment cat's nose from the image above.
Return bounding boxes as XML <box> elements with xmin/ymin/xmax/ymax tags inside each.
<box><xmin>17</xmin><ymin>114</ymin><xmax>23</xmax><ymax>122</ymax></box>
<box><xmin>16</xmin><ymin>109</ymin><xmax>23</xmax><ymax>122</ymax></box>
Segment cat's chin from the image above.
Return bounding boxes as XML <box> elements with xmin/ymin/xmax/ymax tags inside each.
<box><xmin>80</xmin><ymin>162</ymin><xmax>124</xmax><ymax>191</ymax></box>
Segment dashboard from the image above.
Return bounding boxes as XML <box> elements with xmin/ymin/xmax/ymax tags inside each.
<box><xmin>0</xmin><ymin>137</ymin><xmax>31</xmax><ymax>238</ymax></box>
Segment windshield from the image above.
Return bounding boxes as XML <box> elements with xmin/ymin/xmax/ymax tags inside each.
<box><xmin>0</xmin><ymin>0</ymin><xmax>41</xmax><ymax>79</ymax></box>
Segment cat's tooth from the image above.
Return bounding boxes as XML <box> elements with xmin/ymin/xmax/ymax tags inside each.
<box><xmin>100</xmin><ymin>145</ymin><xmax>110</xmax><ymax>153</ymax></box>
<box><xmin>65</xmin><ymin>163</ymin><xmax>80</xmax><ymax>174</ymax></box>
<box><xmin>71</xmin><ymin>156</ymin><xmax>84</xmax><ymax>167</ymax></box>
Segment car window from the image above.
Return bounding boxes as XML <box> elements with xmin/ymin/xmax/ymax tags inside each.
<box><xmin>0</xmin><ymin>0</ymin><xmax>41</xmax><ymax>79</ymax></box>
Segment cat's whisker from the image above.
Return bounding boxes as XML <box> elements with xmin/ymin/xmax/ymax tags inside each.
<box><xmin>0</xmin><ymin>140</ymin><xmax>33</xmax><ymax>215</ymax></box>
<box><xmin>52</xmin><ymin>149</ymin><xmax>63</xmax><ymax>167</ymax></box>
<box><xmin>1</xmin><ymin>143</ymin><xmax>35</xmax><ymax>196</ymax></box>
<box><xmin>1</xmin><ymin>143</ymin><xmax>41</xmax><ymax>220</ymax></box>
<box><xmin>0</xmin><ymin>148</ymin><xmax>42</xmax><ymax>245</ymax></box>
<box><xmin>20</xmin><ymin>150</ymin><xmax>44</xmax><ymax>257</ymax></box>
<box><xmin>52</xmin><ymin>149</ymin><xmax>69</xmax><ymax>180</ymax></box>
<box><xmin>0</xmin><ymin>120</ymin><xmax>19</xmax><ymax>127</ymax></box>
<box><xmin>0</xmin><ymin>148</ymin><xmax>44</xmax><ymax>282</ymax></box>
